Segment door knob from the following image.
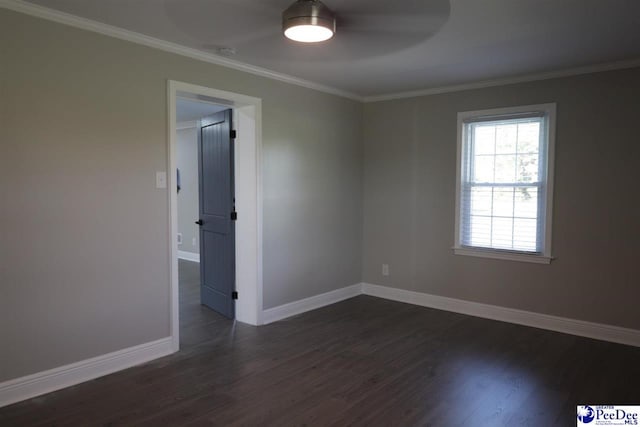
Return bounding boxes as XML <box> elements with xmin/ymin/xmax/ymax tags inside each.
<box><xmin>195</xmin><ymin>219</ymin><xmax>203</xmax><ymax>225</ymax></box>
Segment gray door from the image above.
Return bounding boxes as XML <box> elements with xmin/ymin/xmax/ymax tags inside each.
<box><xmin>197</xmin><ymin>109</ymin><xmax>235</xmax><ymax>319</ymax></box>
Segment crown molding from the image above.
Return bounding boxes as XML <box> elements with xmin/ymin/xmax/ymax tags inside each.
<box><xmin>0</xmin><ymin>0</ymin><xmax>363</xmax><ymax>102</ymax></box>
<box><xmin>3</xmin><ymin>0</ymin><xmax>639</xmax><ymax>105</ymax></box>
<box><xmin>363</xmin><ymin>58</ymin><xmax>640</xmax><ymax>103</ymax></box>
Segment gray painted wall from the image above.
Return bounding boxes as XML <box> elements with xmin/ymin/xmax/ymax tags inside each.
<box><xmin>362</xmin><ymin>67</ymin><xmax>640</xmax><ymax>330</ymax></box>
<box><xmin>176</xmin><ymin>127</ymin><xmax>200</xmax><ymax>255</ymax></box>
<box><xmin>0</xmin><ymin>9</ymin><xmax>363</xmax><ymax>382</ymax></box>
<box><xmin>2</xmin><ymin>4</ymin><xmax>637</xmax><ymax>388</ymax></box>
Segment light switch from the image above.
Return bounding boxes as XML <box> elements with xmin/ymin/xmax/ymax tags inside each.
<box><xmin>156</xmin><ymin>171</ymin><xmax>167</xmax><ymax>189</ymax></box>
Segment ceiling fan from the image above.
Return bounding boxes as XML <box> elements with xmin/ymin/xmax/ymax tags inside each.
<box><xmin>281</xmin><ymin>0</ymin><xmax>451</xmax><ymax>44</ymax></box>
<box><xmin>164</xmin><ymin>0</ymin><xmax>450</xmax><ymax>61</ymax></box>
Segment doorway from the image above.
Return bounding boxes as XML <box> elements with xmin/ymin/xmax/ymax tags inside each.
<box><xmin>168</xmin><ymin>81</ymin><xmax>263</xmax><ymax>352</ymax></box>
<box><xmin>175</xmin><ymin>99</ymin><xmax>233</xmax><ymax>347</ymax></box>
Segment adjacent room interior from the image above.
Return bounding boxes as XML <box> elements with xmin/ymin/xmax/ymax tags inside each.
<box><xmin>1</xmin><ymin>0</ymin><xmax>639</xmax><ymax>425</ymax></box>
<box><xmin>175</xmin><ymin>96</ymin><xmax>232</xmax><ymax>348</ymax></box>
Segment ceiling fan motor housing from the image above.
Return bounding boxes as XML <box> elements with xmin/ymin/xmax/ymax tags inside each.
<box><xmin>282</xmin><ymin>0</ymin><xmax>336</xmax><ymax>35</ymax></box>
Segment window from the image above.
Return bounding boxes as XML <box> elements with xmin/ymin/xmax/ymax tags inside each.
<box><xmin>454</xmin><ymin>104</ymin><xmax>556</xmax><ymax>264</ymax></box>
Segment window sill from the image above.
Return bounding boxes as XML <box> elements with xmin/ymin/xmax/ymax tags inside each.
<box><xmin>453</xmin><ymin>247</ymin><xmax>552</xmax><ymax>264</ymax></box>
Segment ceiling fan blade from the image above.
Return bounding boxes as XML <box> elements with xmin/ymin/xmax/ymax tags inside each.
<box><xmin>337</xmin><ymin>13</ymin><xmax>447</xmax><ymax>35</ymax></box>
<box><xmin>164</xmin><ymin>0</ymin><xmax>282</xmax><ymax>45</ymax></box>
<box><xmin>215</xmin><ymin>27</ymin><xmax>282</xmax><ymax>47</ymax></box>
<box><xmin>165</xmin><ymin>0</ymin><xmax>286</xmax><ymax>18</ymax></box>
<box><xmin>333</xmin><ymin>0</ymin><xmax>450</xmax><ymax>36</ymax></box>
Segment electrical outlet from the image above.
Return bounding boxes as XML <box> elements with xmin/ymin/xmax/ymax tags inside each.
<box><xmin>177</xmin><ymin>233</ymin><xmax>183</xmax><ymax>245</ymax></box>
<box><xmin>192</xmin><ymin>237</ymin><xmax>197</xmax><ymax>246</ymax></box>
<box><xmin>382</xmin><ymin>264</ymin><xmax>389</xmax><ymax>276</ymax></box>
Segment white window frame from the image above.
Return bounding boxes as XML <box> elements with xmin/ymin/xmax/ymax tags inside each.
<box><xmin>453</xmin><ymin>103</ymin><xmax>556</xmax><ymax>264</ymax></box>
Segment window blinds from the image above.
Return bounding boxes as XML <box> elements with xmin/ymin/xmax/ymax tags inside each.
<box><xmin>460</xmin><ymin>114</ymin><xmax>548</xmax><ymax>253</ymax></box>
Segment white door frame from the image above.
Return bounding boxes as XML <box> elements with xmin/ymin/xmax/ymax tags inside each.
<box><xmin>167</xmin><ymin>80</ymin><xmax>263</xmax><ymax>351</ymax></box>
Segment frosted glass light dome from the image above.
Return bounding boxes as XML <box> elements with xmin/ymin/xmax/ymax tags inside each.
<box><xmin>284</xmin><ymin>24</ymin><xmax>334</xmax><ymax>42</ymax></box>
<box><xmin>282</xmin><ymin>0</ymin><xmax>336</xmax><ymax>43</ymax></box>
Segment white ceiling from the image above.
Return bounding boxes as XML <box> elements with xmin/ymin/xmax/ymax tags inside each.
<box><xmin>23</xmin><ymin>0</ymin><xmax>640</xmax><ymax>97</ymax></box>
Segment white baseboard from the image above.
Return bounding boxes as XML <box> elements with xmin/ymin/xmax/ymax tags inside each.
<box><xmin>0</xmin><ymin>337</ymin><xmax>174</xmax><ymax>408</ymax></box>
<box><xmin>262</xmin><ymin>283</ymin><xmax>363</xmax><ymax>324</ymax></box>
<box><xmin>362</xmin><ymin>283</ymin><xmax>640</xmax><ymax>348</ymax></box>
<box><xmin>178</xmin><ymin>250</ymin><xmax>200</xmax><ymax>263</ymax></box>
<box><xmin>4</xmin><ymin>284</ymin><xmax>637</xmax><ymax>409</ymax></box>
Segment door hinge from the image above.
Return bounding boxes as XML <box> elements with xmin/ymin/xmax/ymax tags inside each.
<box><xmin>230</xmin><ymin>211</ymin><xmax>237</xmax><ymax>221</ymax></box>
<box><xmin>232</xmin><ymin>291</ymin><xmax>238</xmax><ymax>300</ymax></box>
<box><xmin>230</xmin><ymin>130</ymin><xmax>237</xmax><ymax>139</ymax></box>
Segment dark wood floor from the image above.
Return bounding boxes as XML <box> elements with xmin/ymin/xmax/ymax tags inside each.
<box><xmin>177</xmin><ymin>259</ymin><xmax>231</xmax><ymax>350</ymax></box>
<box><xmin>1</xmin><ymin>262</ymin><xmax>639</xmax><ymax>426</ymax></box>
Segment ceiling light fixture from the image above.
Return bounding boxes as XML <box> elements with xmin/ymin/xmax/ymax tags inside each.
<box><xmin>282</xmin><ymin>0</ymin><xmax>336</xmax><ymax>43</ymax></box>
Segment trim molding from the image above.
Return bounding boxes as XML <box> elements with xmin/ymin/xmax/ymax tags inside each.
<box><xmin>453</xmin><ymin>247</ymin><xmax>552</xmax><ymax>264</ymax></box>
<box><xmin>0</xmin><ymin>0</ymin><xmax>361</xmax><ymax>102</ymax></box>
<box><xmin>0</xmin><ymin>337</ymin><xmax>174</xmax><ymax>408</ymax></box>
<box><xmin>3</xmin><ymin>284</ymin><xmax>638</xmax><ymax>407</ymax></box>
<box><xmin>362</xmin><ymin>283</ymin><xmax>640</xmax><ymax>348</ymax></box>
<box><xmin>177</xmin><ymin>250</ymin><xmax>200</xmax><ymax>263</ymax></box>
<box><xmin>176</xmin><ymin>120</ymin><xmax>198</xmax><ymax>130</ymax></box>
<box><xmin>363</xmin><ymin>58</ymin><xmax>640</xmax><ymax>103</ymax></box>
<box><xmin>3</xmin><ymin>0</ymin><xmax>639</xmax><ymax>104</ymax></box>
<box><xmin>262</xmin><ymin>283</ymin><xmax>363</xmax><ymax>324</ymax></box>
<box><xmin>168</xmin><ymin>80</ymin><xmax>264</xmax><ymax>330</ymax></box>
